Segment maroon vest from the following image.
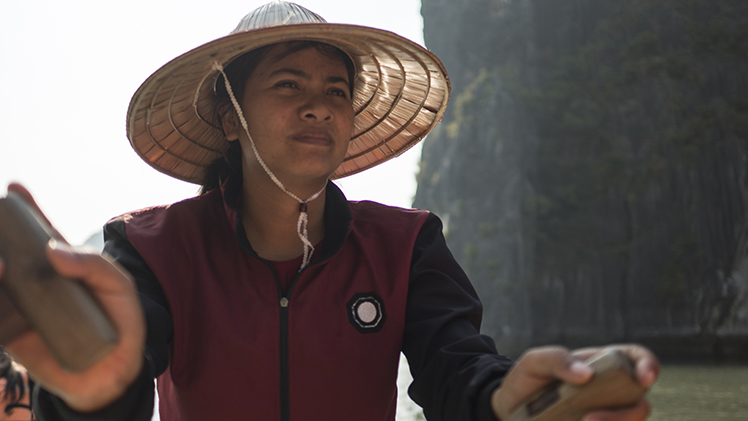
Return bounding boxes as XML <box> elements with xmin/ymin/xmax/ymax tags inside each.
<box><xmin>123</xmin><ymin>188</ymin><xmax>429</xmax><ymax>421</ymax></box>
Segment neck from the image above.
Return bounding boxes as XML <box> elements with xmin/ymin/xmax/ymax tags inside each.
<box><xmin>240</xmin><ymin>169</ymin><xmax>327</xmax><ymax>262</ymax></box>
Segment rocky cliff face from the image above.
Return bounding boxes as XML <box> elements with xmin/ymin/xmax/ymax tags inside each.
<box><xmin>416</xmin><ymin>0</ymin><xmax>748</xmax><ymax>360</ymax></box>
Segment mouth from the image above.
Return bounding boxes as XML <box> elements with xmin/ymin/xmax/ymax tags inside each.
<box><xmin>292</xmin><ymin>130</ymin><xmax>333</xmax><ymax>146</ymax></box>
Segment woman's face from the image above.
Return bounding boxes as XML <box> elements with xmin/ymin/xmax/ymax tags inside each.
<box><xmin>224</xmin><ymin>43</ymin><xmax>355</xmax><ymax>185</ymax></box>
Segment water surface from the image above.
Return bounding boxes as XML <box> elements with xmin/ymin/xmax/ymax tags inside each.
<box><xmin>648</xmin><ymin>365</ymin><xmax>748</xmax><ymax>420</ymax></box>
<box><xmin>396</xmin><ymin>361</ymin><xmax>748</xmax><ymax>420</ymax></box>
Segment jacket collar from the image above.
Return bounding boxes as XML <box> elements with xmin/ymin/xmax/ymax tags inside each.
<box><xmin>220</xmin><ymin>177</ymin><xmax>353</xmax><ymax>264</ymax></box>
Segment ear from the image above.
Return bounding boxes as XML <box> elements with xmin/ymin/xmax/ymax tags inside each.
<box><xmin>220</xmin><ymin>107</ymin><xmax>240</xmax><ymax>141</ymax></box>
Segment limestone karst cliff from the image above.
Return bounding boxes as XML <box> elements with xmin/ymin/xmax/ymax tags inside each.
<box><xmin>415</xmin><ymin>0</ymin><xmax>748</xmax><ymax>361</ymax></box>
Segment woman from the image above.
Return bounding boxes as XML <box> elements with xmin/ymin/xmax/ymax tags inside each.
<box><xmin>1</xmin><ymin>2</ymin><xmax>659</xmax><ymax>420</ymax></box>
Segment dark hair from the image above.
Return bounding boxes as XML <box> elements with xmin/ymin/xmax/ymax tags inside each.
<box><xmin>199</xmin><ymin>41</ymin><xmax>355</xmax><ymax>195</ymax></box>
<box><xmin>0</xmin><ymin>349</ymin><xmax>27</xmax><ymax>414</ymax></box>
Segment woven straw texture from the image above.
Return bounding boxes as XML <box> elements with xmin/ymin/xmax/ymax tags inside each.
<box><xmin>127</xmin><ymin>2</ymin><xmax>450</xmax><ymax>184</ymax></box>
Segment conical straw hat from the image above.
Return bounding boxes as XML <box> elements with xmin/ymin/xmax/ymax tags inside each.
<box><xmin>127</xmin><ymin>1</ymin><xmax>450</xmax><ymax>184</ymax></box>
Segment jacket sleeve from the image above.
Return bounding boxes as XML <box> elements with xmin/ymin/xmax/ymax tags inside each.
<box><xmin>402</xmin><ymin>213</ymin><xmax>513</xmax><ymax>421</ymax></box>
<box><xmin>33</xmin><ymin>218</ymin><xmax>173</xmax><ymax>421</ymax></box>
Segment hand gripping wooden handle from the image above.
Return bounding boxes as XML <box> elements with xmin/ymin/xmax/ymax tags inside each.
<box><xmin>0</xmin><ymin>192</ymin><xmax>118</xmax><ymax>372</ymax></box>
<box><xmin>506</xmin><ymin>349</ymin><xmax>648</xmax><ymax>421</ymax></box>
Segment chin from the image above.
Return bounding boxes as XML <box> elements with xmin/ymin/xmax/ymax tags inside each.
<box><xmin>294</xmin><ymin>158</ymin><xmax>343</xmax><ymax>178</ymax></box>
<box><xmin>284</xmin><ymin>166</ymin><xmax>337</xmax><ymax>183</ymax></box>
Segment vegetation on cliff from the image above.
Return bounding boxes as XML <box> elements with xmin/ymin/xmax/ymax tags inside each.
<box><xmin>417</xmin><ymin>0</ymin><xmax>748</xmax><ymax>359</ymax></box>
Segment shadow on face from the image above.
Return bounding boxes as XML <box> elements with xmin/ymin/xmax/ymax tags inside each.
<box><xmin>200</xmin><ymin>41</ymin><xmax>356</xmax><ymax>194</ymax></box>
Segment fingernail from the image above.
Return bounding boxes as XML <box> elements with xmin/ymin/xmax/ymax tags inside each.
<box><xmin>571</xmin><ymin>360</ymin><xmax>593</xmax><ymax>375</ymax></box>
<box><xmin>641</xmin><ymin>370</ymin><xmax>656</xmax><ymax>388</ymax></box>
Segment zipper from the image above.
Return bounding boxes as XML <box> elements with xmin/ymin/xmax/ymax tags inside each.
<box><xmin>267</xmin><ymin>262</ymin><xmax>305</xmax><ymax>421</ymax></box>
<box><xmin>233</xmin><ymin>206</ymin><xmax>335</xmax><ymax>421</ymax></box>
<box><xmin>279</xmin><ymin>297</ymin><xmax>290</xmax><ymax>421</ymax></box>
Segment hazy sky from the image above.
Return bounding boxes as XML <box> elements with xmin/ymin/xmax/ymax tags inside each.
<box><xmin>0</xmin><ymin>0</ymin><xmax>428</xmax><ymax>245</ymax></box>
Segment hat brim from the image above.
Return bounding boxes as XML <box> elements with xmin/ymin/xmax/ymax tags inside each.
<box><xmin>127</xmin><ymin>23</ymin><xmax>450</xmax><ymax>184</ymax></box>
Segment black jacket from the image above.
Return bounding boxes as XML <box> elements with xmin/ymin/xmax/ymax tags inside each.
<box><xmin>34</xmin><ymin>180</ymin><xmax>512</xmax><ymax>421</ymax></box>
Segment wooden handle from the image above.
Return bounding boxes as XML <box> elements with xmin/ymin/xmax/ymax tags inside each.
<box><xmin>0</xmin><ymin>286</ymin><xmax>31</xmax><ymax>344</ymax></box>
<box><xmin>506</xmin><ymin>349</ymin><xmax>648</xmax><ymax>421</ymax></box>
<box><xmin>0</xmin><ymin>192</ymin><xmax>118</xmax><ymax>372</ymax></box>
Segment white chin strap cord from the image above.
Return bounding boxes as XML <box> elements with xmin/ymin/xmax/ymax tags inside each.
<box><xmin>214</xmin><ymin>62</ymin><xmax>326</xmax><ymax>270</ymax></box>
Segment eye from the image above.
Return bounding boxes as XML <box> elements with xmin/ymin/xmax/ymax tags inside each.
<box><xmin>328</xmin><ymin>87</ymin><xmax>349</xmax><ymax>99</ymax></box>
<box><xmin>276</xmin><ymin>81</ymin><xmax>298</xmax><ymax>89</ymax></box>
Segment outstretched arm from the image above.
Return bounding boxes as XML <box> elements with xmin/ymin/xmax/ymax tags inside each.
<box><xmin>1</xmin><ymin>184</ymin><xmax>146</xmax><ymax>414</ymax></box>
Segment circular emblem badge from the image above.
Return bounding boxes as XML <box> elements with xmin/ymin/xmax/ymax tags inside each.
<box><xmin>347</xmin><ymin>292</ymin><xmax>386</xmax><ymax>333</ymax></box>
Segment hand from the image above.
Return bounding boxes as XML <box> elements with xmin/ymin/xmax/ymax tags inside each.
<box><xmin>1</xmin><ymin>184</ymin><xmax>146</xmax><ymax>412</ymax></box>
<box><xmin>491</xmin><ymin>344</ymin><xmax>659</xmax><ymax>421</ymax></box>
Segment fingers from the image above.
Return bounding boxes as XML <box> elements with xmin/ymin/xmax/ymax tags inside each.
<box><xmin>622</xmin><ymin>345</ymin><xmax>659</xmax><ymax>389</ymax></box>
<box><xmin>515</xmin><ymin>346</ymin><xmax>595</xmax><ymax>387</ymax></box>
<box><xmin>491</xmin><ymin>346</ymin><xmax>594</xmax><ymax>419</ymax></box>
<box><xmin>45</xmin><ymin>241</ymin><xmax>144</xmax><ymax>370</ymax></box>
<box><xmin>583</xmin><ymin>399</ymin><xmax>652</xmax><ymax>421</ymax></box>
<box><xmin>8</xmin><ymin>243</ymin><xmax>146</xmax><ymax>412</ymax></box>
<box><xmin>573</xmin><ymin>345</ymin><xmax>660</xmax><ymax>388</ymax></box>
<box><xmin>6</xmin><ymin>183</ymin><xmax>66</xmax><ymax>242</ymax></box>
<box><xmin>46</xmin><ymin>241</ymin><xmax>135</xmax><ymax>295</ymax></box>
<box><xmin>492</xmin><ymin>344</ymin><xmax>659</xmax><ymax>421</ymax></box>
<box><xmin>3</xmin><ymin>184</ymin><xmax>146</xmax><ymax>411</ymax></box>
<box><xmin>6</xmin><ymin>183</ymin><xmax>38</xmax><ymax>210</ymax></box>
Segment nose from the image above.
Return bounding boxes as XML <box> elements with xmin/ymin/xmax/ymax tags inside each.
<box><xmin>299</xmin><ymin>92</ymin><xmax>333</xmax><ymax>122</ymax></box>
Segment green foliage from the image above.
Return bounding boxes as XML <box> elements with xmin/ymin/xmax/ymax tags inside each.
<box><xmin>508</xmin><ymin>0</ymin><xmax>748</xmax><ymax>273</ymax></box>
<box><xmin>445</xmin><ymin>68</ymin><xmax>493</xmax><ymax>140</ymax></box>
